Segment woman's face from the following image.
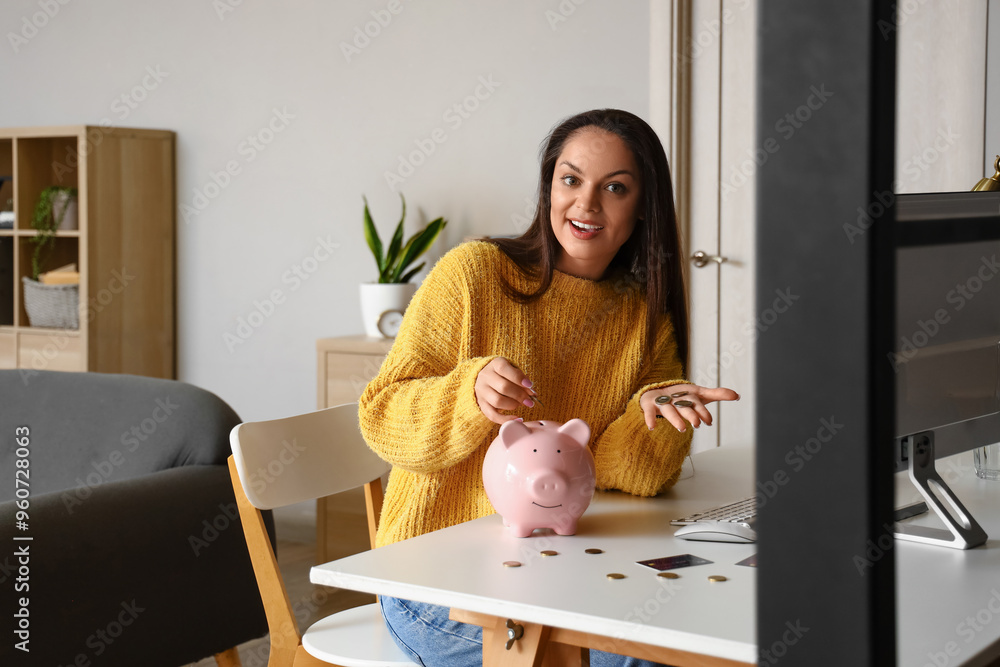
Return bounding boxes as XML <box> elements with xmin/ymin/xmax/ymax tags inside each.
<box><xmin>549</xmin><ymin>128</ymin><xmax>642</xmax><ymax>281</ymax></box>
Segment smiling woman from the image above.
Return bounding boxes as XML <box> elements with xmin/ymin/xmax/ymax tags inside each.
<box><xmin>549</xmin><ymin>127</ymin><xmax>642</xmax><ymax>281</ymax></box>
<box><xmin>358</xmin><ymin>108</ymin><xmax>739</xmax><ymax>667</ymax></box>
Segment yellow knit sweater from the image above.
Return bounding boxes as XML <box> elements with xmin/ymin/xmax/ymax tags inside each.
<box><xmin>359</xmin><ymin>241</ymin><xmax>692</xmax><ymax>547</ymax></box>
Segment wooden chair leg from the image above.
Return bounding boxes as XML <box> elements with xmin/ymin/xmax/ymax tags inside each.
<box><xmin>214</xmin><ymin>646</ymin><xmax>242</xmax><ymax>667</ymax></box>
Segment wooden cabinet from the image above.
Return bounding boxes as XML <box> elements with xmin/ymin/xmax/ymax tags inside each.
<box><xmin>316</xmin><ymin>335</ymin><xmax>394</xmax><ymax>563</ymax></box>
<box><xmin>317</xmin><ymin>335</ymin><xmax>394</xmax><ymax>409</ymax></box>
<box><xmin>0</xmin><ymin>126</ymin><xmax>175</xmax><ymax>378</ymax></box>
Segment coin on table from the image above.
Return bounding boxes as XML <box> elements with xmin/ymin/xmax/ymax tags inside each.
<box><xmin>585</xmin><ymin>548</ymin><xmax>604</xmax><ymax>555</ymax></box>
<box><xmin>540</xmin><ymin>550</ymin><xmax>558</xmax><ymax>557</ymax></box>
<box><xmin>654</xmin><ymin>395</ymin><xmax>672</xmax><ymax>405</ymax></box>
<box><xmin>606</xmin><ymin>573</ymin><xmax>626</xmax><ymax>580</ymax></box>
<box><xmin>674</xmin><ymin>400</ymin><xmax>695</xmax><ymax>408</ymax></box>
<box><xmin>657</xmin><ymin>572</ymin><xmax>680</xmax><ymax>579</ymax></box>
<box><xmin>708</xmin><ymin>575</ymin><xmax>728</xmax><ymax>583</ymax></box>
<box><xmin>503</xmin><ymin>561</ymin><xmax>522</xmax><ymax>568</ymax></box>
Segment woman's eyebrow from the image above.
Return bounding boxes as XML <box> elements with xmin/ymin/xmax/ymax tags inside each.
<box><xmin>558</xmin><ymin>160</ymin><xmax>636</xmax><ymax>180</ymax></box>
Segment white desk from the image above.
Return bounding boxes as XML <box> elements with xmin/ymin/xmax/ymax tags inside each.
<box><xmin>310</xmin><ymin>447</ymin><xmax>1000</xmax><ymax>666</ymax></box>
<box><xmin>312</xmin><ymin>447</ymin><xmax>758</xmax><ymax>666</ymax></box>
<box><xmin>895</xmin><ymin>455</ymin><xmax>1000</xmax><ymax>666</ymax></box>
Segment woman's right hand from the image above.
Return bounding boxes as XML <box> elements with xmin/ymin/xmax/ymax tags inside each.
<box><xmin>474</xmin><ymin>357</ymin><xmax>537</xmax><ymax>424</ymax></box>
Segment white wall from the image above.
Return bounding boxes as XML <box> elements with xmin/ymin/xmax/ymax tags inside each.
<box><xmin>895</xmin><ymin>0</ymin><xmax>989</xmax><ymax>193</ymax></box>
<box><xmin>0</xmin><ymin>0</ymin><xmax>650</xmax><ymax>420</ymax></box>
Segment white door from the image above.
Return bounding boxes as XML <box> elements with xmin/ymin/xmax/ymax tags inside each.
<box><xmin>651</xmin><ymin>0</ymin><xmax>758</xmax><ymax>451</ymax></box>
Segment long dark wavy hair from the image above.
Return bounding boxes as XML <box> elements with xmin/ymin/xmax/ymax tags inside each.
<box><xmin>487</xmin><ymin>109</ymin><xmax>689</xmax><ymax>369</ymax></box>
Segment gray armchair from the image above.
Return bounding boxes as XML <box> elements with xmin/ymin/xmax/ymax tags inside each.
<box><xmin>0</xmin><ymin>370</ymin><xmax>274</xmax><ymax>667</ymax></box>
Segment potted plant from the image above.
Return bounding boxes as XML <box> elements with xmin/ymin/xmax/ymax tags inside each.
<box><xmin>28</xmin><ymin>185</ymin><xmax>78</xmax><ymax>280</ymax></box>
<box><xmin>22</xmin><ymin>185</ymin><xmax>80</xmax><ymax>329</ymax></box>
<box><xmin>360</xmin><ymin>193</ymin><xmax>446</xmax><ymax>337</ymax></box>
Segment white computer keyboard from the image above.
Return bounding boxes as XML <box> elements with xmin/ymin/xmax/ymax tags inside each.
<box><xmin>670</xmin><ymin>496</ymin><xmax>758</xmax><ymax>542</ymax></box>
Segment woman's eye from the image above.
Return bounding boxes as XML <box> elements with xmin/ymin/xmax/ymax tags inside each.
<box><xmin>561</xmin><ymin>175</ymin><xmax>578</xmax><ymax>186</ymax></box>
<box><xmin>606</xmin><ymin>182</ymin><xmax>626</xmax><ymax>194</ymax></box>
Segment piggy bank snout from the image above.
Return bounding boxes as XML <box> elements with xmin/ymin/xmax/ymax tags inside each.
<box><xmin>528</xmin><ymin>471</ymin><xmax>567</xmax><ymax>504</ymax></box>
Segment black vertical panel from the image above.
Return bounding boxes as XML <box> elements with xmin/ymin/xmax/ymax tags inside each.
<box><xmin>756</xmin><ymin>1</ymin><xmax>896</xmax><ymax>665</ymax></box>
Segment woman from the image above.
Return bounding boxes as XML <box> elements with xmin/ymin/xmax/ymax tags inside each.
<box><xmin>359</xmin><ymin>108</ymin><xmax>739</xmax><ymax>666</ymax></box>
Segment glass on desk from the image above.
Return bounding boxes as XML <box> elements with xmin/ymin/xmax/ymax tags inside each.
<box><xmin>974</xmin><ymin>443</ymin><xmax>1000</xmax><ymax>481</ymax></box>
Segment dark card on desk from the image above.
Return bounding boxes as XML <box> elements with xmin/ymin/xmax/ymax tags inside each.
<box><xmin>637</xmin><ymin>554</ymin><xmax>713</xmax><ymax>571</ymax></box>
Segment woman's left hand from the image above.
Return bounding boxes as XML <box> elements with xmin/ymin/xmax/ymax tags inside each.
<box><xmin>640</xmin><ymin>384</ymin><xmax>740</xmax><ymax>432</ymax></box>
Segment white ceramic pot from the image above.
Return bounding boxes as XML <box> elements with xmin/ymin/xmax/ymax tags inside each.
<box><xmin>359</xmin><ymin>282</ymin><xmax>417</xmax><ymax>338</ymax></box>
<box><xmin>52</xmin><ymin>191</ymin><xmax>78</xmax><ymax>230</ymax></box>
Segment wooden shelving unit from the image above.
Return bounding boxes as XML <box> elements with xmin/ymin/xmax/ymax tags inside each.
<box><xmin>0</xmin><ymin>126</ymin><xmax>175</xmax><ymax>378</ymax></box>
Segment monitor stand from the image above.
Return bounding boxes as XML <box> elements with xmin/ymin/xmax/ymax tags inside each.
<box><xmin>894</xmin><ymin>432</ymin><xmax>988</xmax><ymax>550</ymax></box>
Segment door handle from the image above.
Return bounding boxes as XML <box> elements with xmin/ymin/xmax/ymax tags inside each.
<box><xmin>691</xmin><ymin>250</ymin><xmax>729</xmax><ymax>268</ymax></box>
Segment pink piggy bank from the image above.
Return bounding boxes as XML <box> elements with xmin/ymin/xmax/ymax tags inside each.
<box><xmin>482</xmin><ymin>419</ymin><xmax>596</xmax><ymax>537</ymax></box>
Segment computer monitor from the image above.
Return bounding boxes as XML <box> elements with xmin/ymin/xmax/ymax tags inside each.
<box><xmin>892</xmin><ymin>190</ymin><xmax>1000</xmax><ymax>548</ymax></box>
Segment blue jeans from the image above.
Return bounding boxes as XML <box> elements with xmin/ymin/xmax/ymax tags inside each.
<box><xmin>380</xmin><ymin>596</ymin><xmax>670</xmax><ymax>667</ymax></box>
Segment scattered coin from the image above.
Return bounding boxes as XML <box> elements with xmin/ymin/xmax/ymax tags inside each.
<box><xmin>708</xmin><ymin>575</ymin><xmax>728</xmax><ymax>583</ymax></box>
<box><xmin>540</xmin><ymin>550</ymin><xmax>558</xmax><ymax>557</ymax></box>
<box><xmin>606</xmin><ymin>573</ymin><xmax>626</xmax><ymax>580</ymax></box>
<box><xmin>674</xmin><ymin>400</ymin><xmax>695</xmax><ymax>408</ymax></box>
<box><xmin>670</xmin><ymin>391</ymin><xmax>689</xmax><ymax>398</ymax></box>
<box><xmin>585</xmin><ymin>548</ymin><xmax>604</xmax><ymax>555</ymax></box>
<box><xmin>503</xmin><ymin>561</ymin><xmax>522</xmax><ymax>568</ymax></box>
<box><xmin>654</xmin><ymin>395</ymin><xmax>672</xmax><ymax>405</ymax></box>
<box><xmin>657</xmin><ymin>572</ymin><xmax>680</xmax><ymax>579</ymax></box>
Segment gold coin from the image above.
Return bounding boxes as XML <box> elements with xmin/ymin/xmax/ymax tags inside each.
<box><xmin>674</xmin><ymin>400</ymin><xmax>695</xmax><ymax>408</ymax></box>
<box><xmin>585</xmin><ymin>548</ymin><xmax>604</xmax><ymax>555</ymax></box>
<box><xmin>657</xmin><ymin>572</ymin><xmax>680</xmax><ymax>579</ymax></box>
<box><xmin>708</xmin><ymin>575</ymin><xmax>728</xmax><ymax>582</ymax></box>
<box><xmin>606</xmin><ymin>573</ymin><xmax>626</xmax><ymax>580</ymax></box>
<box><xmin>670</xmin><ymin>391</ymin><xmax>689</xmax><ymax>398</ymax></box>
<box><xmin>654</xmin><ymin>395</ymin><xmax>672</xmax><ymax>405</ymax></box>
<box><xmin>503</xmin><ymin>561</ymin><xmax>522</xmax><ymax>568</ymax></box>
<box><xmin>540</xmin><ymin>550</ymin><xmax>558</xmax><ymax>556</ymax></box>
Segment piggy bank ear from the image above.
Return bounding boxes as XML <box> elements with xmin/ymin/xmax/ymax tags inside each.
<box><xmin>498</xmin><ymin>419</ymin><xmax>532</xmax><ymax>448</ymax></box>
<box><xmin>557</xmin><ymin>419</ymin><xmax>591</xmax><ymax>448</ymax></box>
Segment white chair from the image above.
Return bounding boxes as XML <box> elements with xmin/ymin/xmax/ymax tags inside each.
<box><xmin>228</xmin><ymin>403</ymin><xmax>418</xmax><ymax>667</ymax></box>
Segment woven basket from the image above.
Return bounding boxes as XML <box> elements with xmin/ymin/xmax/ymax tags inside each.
<box><xmin>22</xmin><ymin>277</ymin><xmax>79</xmax><ymax>329</ymax></box>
